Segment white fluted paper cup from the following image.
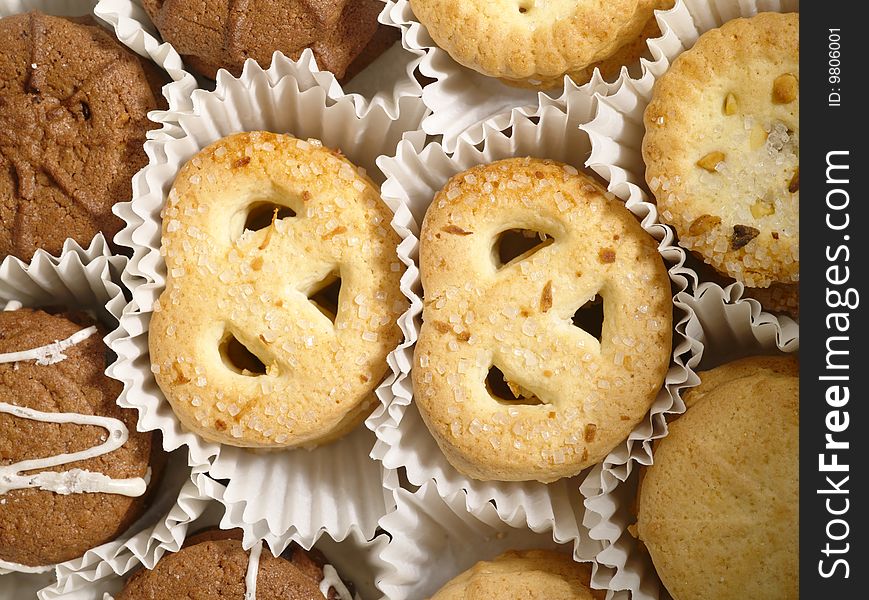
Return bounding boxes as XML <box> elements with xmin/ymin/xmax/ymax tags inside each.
<box><xmin>93</xmin><ymin>0</ymin><xmax>423</xmax><ymax>119</ymax></box>
<box><xmin>381</xmin><ymin>0</ymin><xmax>679</xmax><ymax>152</ymax></box>
<box><xmin>370</xmin><ymin>89</ymin><xmax>701</xmax><ymax>561</ymax></box>
<box><xmin>42</xmin><ymin>473</ymin><xmax>391</xmax><ymax>600</ymax></box>
<box><xmin>377</xmin><ymin>481</ymin><xmax>628</xmax><ymax>599</ymax></box>
<box><xmin>110</xmin><ymin>54</ymin><xmax>427</xmax><ymax>550</ymax></box>
<box><xmin>0</xmin><ymin>236</ymin><xmax>194</xmax><ymax>581</ymax></box>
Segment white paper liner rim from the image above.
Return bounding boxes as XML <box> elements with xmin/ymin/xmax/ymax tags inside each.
<box><xmin>377</xmin><ymin>481</ymin><xmax>631</xmax><ymax>600</ymax></box>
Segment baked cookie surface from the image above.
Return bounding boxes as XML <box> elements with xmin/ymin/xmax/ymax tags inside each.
<box><xmin>414</xmin><ymin>158</ymin><xmax>672</xmax><ymax>482</ymax></box>
<box><xmin>149</xmin><ymin>131</ymin><xmax>405</xmax><ymax>448</ymax></box>
<box><xmin>430</xmin><ymin>549</ymin><xmax>604</xmax><ymax>600</ymax></box>
<box><xmin>535</xmin><ymin>0</ymin><xmax>675</xmax><ymax>88</ymax></box>
<box><xmin>0</xmin><ymin>309</ymin><xmax>157</xmax><ymax>567</ymax></box>
<box><xmin>409</xmin><ymin>0</ymin><xmax>652</xmax><ymax>87</ymax></box>
<box><xmin>0</xmin><ymin>12</ymin><xmax>164</xmax><ymax>260</ymax></box>
<box><xmin>142</xmin><ymin>0</ymin><xmax>388</xmax><ymax>80</ymax></box>
<box><xmin>117</xmin><ymin>529</ymin><xmax>347</xmax><ymax>600</ymax></box>
<box><xmin>637</xmin><ymin>355</ymin><xmax>799</xmax><ymax>600</ymax></box>
<box><xmin>643</xmin><ymin>12</ymin><xmax>799</xmax><ymax>288</ymax></box>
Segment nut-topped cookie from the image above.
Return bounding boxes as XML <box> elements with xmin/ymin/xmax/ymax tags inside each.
<box><xmin>410</xmin><ymin>0</ymin><xmax>658</xmax><ymax>89</ymax></box>
<box><xmin>0</xmin><ymin>12</ymin><xmax>165</xmax><ymax>260</ymax></box>
<box><xmin>149</xmin><ymin>132</ymin><xmax>405</xmax><ymax>449</ymax></box>
<box><xmin>643</xmin><ymin>12</ymin><xmax>799</xmax><ymax>289</ymax></box>
<box><xmin>413</xmin><ymin>158</ymin><xmax>672</xmax><ymax>482</ymax></box>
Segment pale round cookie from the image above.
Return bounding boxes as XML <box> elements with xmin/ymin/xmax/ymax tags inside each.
<box><xmin>149</xmin><ymin>131</ymin><xmax>405</xmax><ymax>448</ymax></box>
<box><xmin>413</xmin><ymin>158</ymin><xmax>672</xmax><ymax>483</ymax></box>
<box><xmin>644</xmin><ymin>12</ymin><xmax>799</xmax><ymax>289</ymax></box>
<box><xmin>430</xmin><ymin>549</ymin><xmax>604</xmax><ymax>600</ymax></box>
<box><xmin>636</xmin><ymin>355</ymin><xmax>799</xmax><ymax>600</ymax></box>
<box><xmin>409</xmin><ymin>0</ymin><xmax>652</xmax><ymax>88</ymax></box>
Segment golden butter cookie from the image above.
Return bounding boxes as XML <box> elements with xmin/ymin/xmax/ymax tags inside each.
<box><xmin>149</xmin><ymin>131</ymin><xmax>405</xmax><ymax>448</ymax></box>
<box><xmin>644</xmin><ymin>12</ymin><xmax>799</xmax><ymax>289</ymax></box>
<box><xmin>581</xmin><ymin>0</ymin><xmax>673</xmax><ymax>84</ymax></box>
<box><xmin>409</xmin><ymin>0</ymin><xmax>652</xmax><ymax>88</ymax></box>
<box><xmin>430</xmin><ymin>549</ymin><xmax>604</xmax><ymax>600</ymax></box>
<box><xmin>637</xmin><ymin>355</ymin><xmax>798</xmax><ymax>600</ymax></box>
<box><xmin>414</xmin><ymin>158</ymin><xmax>672</xmax><ymax>483</ymax></box>
<box><xmin>505</xmin><ymin>0</ymin><xmax>675</xmax><ymax>89</ymax></box>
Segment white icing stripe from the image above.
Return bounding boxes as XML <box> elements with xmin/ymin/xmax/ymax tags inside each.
<box><xmin>2</xmin><ymin>301</ymin><xmax>23</xmax><ymax>312</ymax></box>
<box><xmin>0</xmin><ymin>402</ymin><xmax>147</xmax><ymax>497</ymax></box>
<box><xmin>244</xmin><ymin>540</ymin><xmax>263</xmax><ymax>600</ymax></box>
<box><xmin>320</xmin><ymin>564</ymin><xmax>353</xmax><ymax>600</ymax></box>
<box><xmin>0</xmin><ymin>326</ymin><xmax>98</xmax><ymax>365</ymax></box>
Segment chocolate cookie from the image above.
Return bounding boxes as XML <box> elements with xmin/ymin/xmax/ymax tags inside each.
<box><xmin>142</xmin><ymin>0</ymin><xmax>390</xmax><ymax>81</ymax></box>
<box><xmin>0</xmin><ymin>12</ymin><xmax>165</xmax><ymax>261</ymax></box>
<box><xmin>0</xmin><ymin>308</ymin><xmax>160</xmax><ymax>568</ymax></box>
<box><xmin>117</xmin><ymin>529</ymin><xmax>350</xmax><ymax>600</ymax></box>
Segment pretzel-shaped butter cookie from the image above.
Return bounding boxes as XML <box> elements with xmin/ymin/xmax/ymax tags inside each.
<box><xmin>413</xmin><ymin>158</ymin><xmax>672</xmax><ymax>482</ymax></box>
<box><xmin>149</xmin><ymin>132</ymin><xmax>405</xmax><ymax>448</ymax></box>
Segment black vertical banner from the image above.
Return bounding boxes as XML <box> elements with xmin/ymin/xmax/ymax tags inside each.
<box><xmin>802</xmin><ymin>3</ymin><xmax>863</xmax><ymax>596</ymax></box>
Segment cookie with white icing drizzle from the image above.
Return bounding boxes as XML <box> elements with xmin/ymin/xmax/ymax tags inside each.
<box><xmin>0</xmin><ymin>308</ymin><xmax>160</xmax><ymax>569</ymax></box>
<box><xmin>117</xmin><ymin>528</ymin><xmax>353</xmax><ymax>600</ymax></box>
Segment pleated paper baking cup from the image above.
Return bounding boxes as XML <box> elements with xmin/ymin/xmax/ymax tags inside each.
<box><xmin>110</xmin><ymin>55</ymin><xmax>427</xmax><ymax>549</ymax></box>
<box><xmin>370</xmin><ymin>90</ymin><xmax>700</xmax><ymax>560</ymax></box>
<box><xmin>42</xmin><ymin>474</ymin><xmax>391</xmax><ymax>600</ymax></box>
<box><xmin>377</xmin><ymin>481</ymin><xmax>628</xmax><ymax>600</ymax></box>
<box><xmin>583</xmin><ymin>288</ymin><xmax>798</xmax><ymax>600</ymax></box>
<box><xmin>381</xmin><ymin>0</ymin><xmax>675</xmax><ymax>152</ymax></box>
<box><xmin>582</xmin><ymin>0</ymin><xmax>800</xmax><ymax>329</ymax></box>
<box><xmin>0</xmin><ymin>236</ymin><xmax>194</xmax><ymax>580</ymax></box>
<box><xmin>93</xmin><ymin>0</ymin><xmax>423</xmax><ymax>119</ymax></box>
